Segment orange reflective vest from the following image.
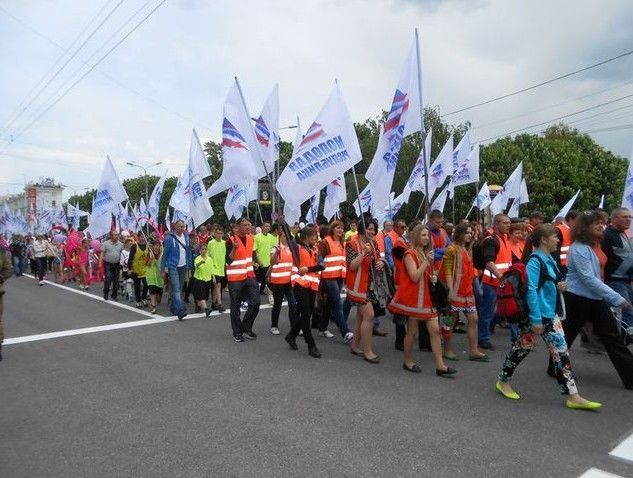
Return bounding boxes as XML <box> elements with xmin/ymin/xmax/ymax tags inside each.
<box><xmin>345</xmin><ymin>237</ymin><xmax>378</xmax><ymax>304</ymax></box>
<box><xmin>226</xmin><ymin>235</ymin><xmax>255</xmax><ymax>282</ymax></box>
<box><xmin>481</xmin><ymin>233</ymin><xmax>512</xmax><ymax>287</ymax></box>
<box><xmin>391</xmin><ymin>234</ymin><xmax>409</xmax><ymax>288</ymax></box>
<box><xmin>269</xmin><ymin>244</ymin><xmax>294</xmax><ymax>285</ymax></box>
<box><xmin>441</xmin><ymin>246</ymin><xmax>475</xmax><ymax>304</ymax></box>
<box><xmin>509</xmin><ymin>239</ymin><xmax>525</xmax><ymax>263</ymax></box>
<box><xmin>375</xmin><ymin>231</ymin><xmax>386</xmax><ymax>259</ymax></box>
<box><xmin>321</xmin><ymin>236</ymin><xmax>346</xmax><ymax>279</ymax></box>
<box><xmin>294</xmin><ymin>245</ymin><xmax>320</xmax><ymax>291</ymax></box>
<box><xmin>388</xmin><ymin>250</ymin><xmax>436</xmax><ymax>319</ymax></box>
<box><xmin>431</xmin><ymin>228</ymin><xmax>450</xmax><ymax>270</ymax></box>
<box><xmin>557</xmin><ymin>223</ymin><xmax>571</xmax><ymax>266</ymax></box>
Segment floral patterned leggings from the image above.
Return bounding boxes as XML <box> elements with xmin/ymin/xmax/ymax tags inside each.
<box><xmin>498</xmin><ymin>317</ymin><xmax>578</xmax><ymax>395</ymax></box>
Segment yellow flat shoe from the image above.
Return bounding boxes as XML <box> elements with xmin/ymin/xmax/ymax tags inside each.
<box><xmin>566</xmin><ymin>400</ymin><xmax>602</xmax><ymax>410</ymax></box>
<box><xmin>495</xmin><ymin>381</ymin><xmax>520</xmax><ymax>400</ymax></box>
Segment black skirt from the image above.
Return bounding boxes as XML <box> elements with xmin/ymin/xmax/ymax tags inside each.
<box><xmin>191</xmin><ymin>277</ymin><xmax>211</xmax><ymax>301</ymax></box>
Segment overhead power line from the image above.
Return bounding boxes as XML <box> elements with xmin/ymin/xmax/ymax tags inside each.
<box><xmin>474</xmin><ymin>92</ymin><xmax>633</xmax><ymax>143</ymax></box>
<box><xmin>0</xmin><ymin>0</ymin><xmax>169</xmax><ymax>156</ymax></box>
<box><xmin>442</xmin><ymin>48</ymin><xmax>633</xmax><ymax>117</ymax></box>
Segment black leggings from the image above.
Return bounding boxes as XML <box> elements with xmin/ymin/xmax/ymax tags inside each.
<box><xmin>555</xmin><ymin>291</ymin><xmax>633</xmax><ymax>388</ymax></box>
<box><xmin>270</xmin><ymin>283</ymin><xmax>297</xmax><ymax>328</ymax></box>
<box><xmin>289</xmin><ymin>286</ymin><xmax>316</xmax><ymax>348</ymax></box>
<box><xmin>133</xmin><ymin>276</ymin><xmax>148</xmax><ymax>302</ymax></box>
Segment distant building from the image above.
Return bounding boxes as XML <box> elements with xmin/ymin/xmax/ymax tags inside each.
<box><xmin>0</xmin><ymin>178</ymin><xmax>64</xmax><ymax>218</ymax></box>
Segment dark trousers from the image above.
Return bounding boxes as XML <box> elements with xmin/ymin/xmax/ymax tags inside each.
<box><xmin>558</xmin><ymin>291</ymin><xmax>633</xmax><ymax>388</ymax></box>
<box><xmin>270</xmin><ymin>282</ymin><xmax>297</xmax><ymax>328</ymax></box>
<box><xmin>289</xmin><ymin>285</ymin><xmax>316</xmax><ymax>348</ymax></box>
<box><xmin>104</xmin><ymin>262</ymin><xmax>121</xmax><ymax>299</ymax></box>
<box><xmin>320</xmin><ymin>278</ymin><xmax>350</xmax><ymax>335</ymax></box>
<box><xmin>133</xmin><ymin>276</ymin><xmax>148</xmax><ymax>302</ymax></box>
<box><xmin>228</xmin><ymin>277</ymin><xmax>260</xmax><ymax>336</ymax></box>
<box><xmin>35</xmin><ymin>257</ymin><xmax>47</xmax><ymax>280</ymax></box>
<box><xmin>394</xmin><ymin>315</ymin><xmax>429</xmax><ymax>349</ymax></box>
<box><xmin>255</xmin><ymin>266</ymin><xmax>269</xmax><ymax>293</ymax></box>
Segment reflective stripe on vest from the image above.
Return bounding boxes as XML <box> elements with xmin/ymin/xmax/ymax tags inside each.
<box><xmin>294</xmin><ymin>245</ymin><xmax>320</xmax><ymax>291</ymax></box>
<box><xmin>388</xmin><ymin>250</ymin><xmax>436</xmax><ymax>318</ymax></box>
<box><xmin>269</xmin><ymin>244</ymin><xmax>293</xmax><ymax>285</ymax></box>
<box><xmin>226</xmin><ymin>235</ymin><xmax>255</xmax><ymax>282</ymax></box>
<box><xmin>322</xmin><ymin>236</ymin><xmax>346</xmax><ymax>279</ymax></box>
<box><xmin>481</xmin><ymin>234</ymin><xmax>512</xmax><ymax>286</ymax></box>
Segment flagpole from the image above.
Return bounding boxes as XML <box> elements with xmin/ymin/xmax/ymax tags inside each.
<box><xmin>465</xmin><ymin>204</ymin><xmax>474</xmax><ymax>219</ymax></box>
<box><xmin>415</xmin><ymin>28</ymin><xmax>429</xmax><ymax>221</ymax></box>
<box><xmin>475</xmin><ymin>181</ymin><xmax>481</xmax><ymax>227</ymax></box>
<box><xmin>234</xmin><ymin>77</ymin><xmax>276</xmax><ymax>219</ymax></box>
<box><xmin>351</xmin><ymin>165</ymin><xmax>368</xmax><ymax>234</ymax></box>
<box><xmin>256</xmin><ymin>199</ymin><xmax>264</xmax><ymax>224</ymax></box>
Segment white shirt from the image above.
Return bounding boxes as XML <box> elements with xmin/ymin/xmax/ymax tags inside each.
<box><xmin>175</xmin><ymin>233</ymin><xmax>186</xmax><ymax>267</ymax></box>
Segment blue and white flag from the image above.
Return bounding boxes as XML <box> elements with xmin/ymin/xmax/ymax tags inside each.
<box><xmin>364</xmin><ymin>37</ymin><xmax>422</xmax><ymax>213</ymax></box>
<box><xmin>426</xmin><ymin>134</ymin><xmax>454</xmax><ymax>199</ymax></box>
<box><xmin>254</xmin><ymin>84</ymin><xmax>280</xmax><ymax>172</ymax></box>
<box><xmin>554</xmin><ymin>190</ymin><xmax>581</xmax><ymax>221</ymax></box>
<box><xmin>621</xmin><ymin>147</ymin><xmax>633</xmax><ymax>213</ymax></box>
<box><xmin>430</xmin><ymin>182</ymin><xmax>450</xmax><ymax>214</ymax></box>
<box><xmin>472</xmin><ymin>182</ymin><xmax>492</xmax><ymax>210</ymax></box>
<box><xmin>490</xmin><ymin>161</ymin><xmax>523</xmax><ymax>215</ymax></box>
<box><xmin>305</xmin><ymin>193</ymin><xmax>320</xmax><ymax>225</ymax></box>
<box><xmin>277</xmin><ymin>82</ymin><xmax>362</xmax><ymax>207</ymax></box>
<box><xmin>225</xmin><ymin>183</ymin><xmax>249</xmax><ymax>220</ymax></box>
<box><xmin>323</xmin><ymin>177</ymin><xmax>346</xmax><ymax>222</ymax></box>
<box><xmin>452</xmin><ymin>142</ymin><xmax>479</xmax><ymax>191</ymax></box>
<box><xmin>354</xmin><ymin>184</ymin><xmax>373</xmax><ymax>218</ymax></box>
<box><xmin>91</xmin><ymin>156</ymin><xmax>128</xmax><ymax>218</ymax></box>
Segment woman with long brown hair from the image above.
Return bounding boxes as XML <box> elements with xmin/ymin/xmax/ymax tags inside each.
<box><xmin>389</xmin><ymin>224</ymin><xmax>456</xmax><ymax>376</ymax></box>
<box><xmin>440</xmin><ymin>223</ymin><xmax>488</xmax><ymax>361</ymax></box>
<box><xmin>346</xmin><ymin>217</ymin><xmax>385</xmax><ymax>363</ymax></box>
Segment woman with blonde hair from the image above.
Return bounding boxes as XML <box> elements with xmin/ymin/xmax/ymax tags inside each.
<box><xmin>389</xmin><ymin>224</ymin><xmax>456</xmax><ymax>376</ymax></box>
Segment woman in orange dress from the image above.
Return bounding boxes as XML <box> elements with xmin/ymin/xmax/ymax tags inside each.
<box><xmin>440</xmin><ymin>223</ymin><xmax>488</xmax><ymax>361</ymax></box>
<box><xmin>388</xmin><ymin>224</ymin><xmax>456</xmax><ymax>376</ymax></box>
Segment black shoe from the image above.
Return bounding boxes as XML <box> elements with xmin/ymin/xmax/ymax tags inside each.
<box><xmin>479</xmin><ymin>342</ymin><xmax>495</xmax><ymax>350</ymax></box>
<box><xmin>403</xmin><ymin>363</ymin><xmax>421</xmax><ymax>373</ymax></box>
<box><xmin>243</xmin><ymin>330</ymin><xmax>257</xmax><ymax>340</ymax></box>
<box><xmin>233</xmin><ymin>334</ymin><xmax>244</xmax><ymax>343</ymax></box>
<box><xmin>217</xmin><ymin>303</ymin><xmax>226</xmax><ymax>313</ymax></box>
<box><xmin>111</xmin><ymin>296</ymin><xmax>118</xmax><ymax>302</ymax></box>
<box><xmin>546</xmin><ymin>367</ymin><xmax>557</xmax><ymax>378</ymax></box>
<box><xmin>308</xmin><ymin>347</ymin><xmax>322</xmax><ymax>358</ymax></box>
<box><xmin>285</xmin><ymin>334</ymin><xmax>298</xmax><ymax>350</ymax></box>
<box><xmin>0</xmin><ymin>345</ymin><xmax>3</xmax><ymax>361</ymax></box>
<box><xmin>395</xmin><ymin>343</ymin><xmax>404</xmax><ymax>351</ymax></box>
<box><xmin>436</xmin><ymin>367</ymin><xmax>457</xmax><ymax>377</ymax></box>
<box><xmin>177</xmin><ymin>311</ymin><xmax>187</xmax><ymax>321</ymax></box>
<box><xmin>103</xmin><ymin>294</ymin><xmax>109</xmax><ymax>301</ymax></box>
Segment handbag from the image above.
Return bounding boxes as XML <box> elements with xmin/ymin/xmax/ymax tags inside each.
<box><xmin>429</xmin><ymin>276</ymin><xmax>450</xmax><ymax>315</ymax></box>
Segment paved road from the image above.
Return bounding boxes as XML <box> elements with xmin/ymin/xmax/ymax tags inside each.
<box><xmin>1</xmin><ymin>276</ymin><xmax>632</xmax><ymax>477</ymax></box>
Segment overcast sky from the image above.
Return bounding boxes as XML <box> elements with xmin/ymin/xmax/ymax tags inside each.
<box><xmin>1</xmin><ymin>0</ymin><xmax>632</xmax><ymax>200</ymax></box>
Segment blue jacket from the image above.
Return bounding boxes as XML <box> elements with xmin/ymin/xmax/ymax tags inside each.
<box><xmin>566</xmin><ymin>242</ymin><xmax>625</xmax><ymax>306</ymax></box>
<box><xmin>526</xmin><ymin>250</ymin><xmax>559</xmax><ymax>325</ymax></box>
<box><xmin>160</xmin><ymin>232</ymin><xmax>193</xmax><ymax>271</ymax></box>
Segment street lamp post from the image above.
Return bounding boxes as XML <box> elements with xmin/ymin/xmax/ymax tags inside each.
<box><xmin>126</xmin><ymin>161</ymin><xmax>163</xmax><ymax>203</ymax></box>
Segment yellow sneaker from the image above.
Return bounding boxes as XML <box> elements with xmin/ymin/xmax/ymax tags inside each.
<box><xmin>495</xmin><ymin>381</ymin><xmax>520</xmax><ymax>400</ymax></box>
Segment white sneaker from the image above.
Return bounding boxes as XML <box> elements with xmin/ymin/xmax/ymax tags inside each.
<box><xmin>298</xmin><ymin>330</ymin><xmax>303</xmax><ymax>336</ymax></box>
<box><xmin>38</xmin><ymin>280</ymin><xmax>44</xmax><ymax>286</ymax></box>
<box><xmin>270</xmin><ymin>327</ymin><xmax>280</xmax><ymax>335</ymax></box>
<box><xmin>343</xmin><ymin>332</ymin><xmax>354</xmax><ymax>343</ymax></box>
<box><xmin>318</xmin><ymin>330</ymin><xmax>335</xmax><ymax>338</ymax></box>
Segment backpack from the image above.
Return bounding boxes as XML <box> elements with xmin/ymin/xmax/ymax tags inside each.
<box><xmin>472</xmin><ymin>234</ymin><xmax>497</xmax><ymax>271</ymax></box>
<box><xmin>496</xmin><ymin>255</ymin><xmax>558</xmax><ymax>324</ymax></box>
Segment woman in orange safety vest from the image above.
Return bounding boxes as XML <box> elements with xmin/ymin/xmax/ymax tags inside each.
<box><xmin>285</xmin><ymin>226</ymin><xmax>324</xmax><ymax>358</ymax></box>
<box><xmin>346</xmin><ymin>217</ymin><xmax>386</xmax><ymax>363</ymax></box>
<box><xmin>388</xmin><ymin>224</ymin><xmax>456</xmax><ymax>376</ymax></box>
<box><xmin>440</xmin><ymin>223</ymin><xmax>488</xmax><ymax>362</ymax></box>
<box><xmin>268</xmin><ymin>225</ymin><xmax>298</xmax><ymax>335</ymax></box>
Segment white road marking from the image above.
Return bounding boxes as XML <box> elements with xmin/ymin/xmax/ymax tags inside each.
<box><xmin>610</xmin><ymin>431</ymin><xmax>633</xmax><ymax>463</ymax></box>
<box><xmin>578</xmin><ymin>468</ymin><xmax>625</xmax><ymax>478</ymax></box>
<box><xmin>7</xmin><ymin>276</ymin><xmax>284</xmax><ymax>345</ymax></box>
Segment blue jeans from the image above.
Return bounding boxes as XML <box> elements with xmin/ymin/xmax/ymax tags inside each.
<box><xmin>607</xmin><ymin>280</ymin><xmax>633</xmax><ymax>330</ymax></box>
<box><xmin>13</xmin><ymin>255</ymin><xmax>24</xmax><ymax>276</ymax></box>
<box><xmin>478</xmin><ymin>283</ymin><xmax>497</xmax><ymax>345</ymax></box>
<box><xmin>168</xmin><ymin>266</ymin><xmax>187</xmax><ymax>315</ymax></box>
<box><xmin>322</xmin><ymin>278</ymin><xmax>349</xmax><ymax>336</ymax></box>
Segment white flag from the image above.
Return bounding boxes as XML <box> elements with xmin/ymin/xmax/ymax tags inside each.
<box><xmin>139</xmin><ymin>198</ymin><xmax>149</xmax><ymax>226</ymax></box>
<box><xmin>621</xmin><ymin>148</ymin><xmax>633</xmax><ymax>212</ymax></box>
<box><xmin>323</xmin><ymin>176</ymin><xmax>347</xmax><ymax>222</ymax></box>
<box><xmin>169</xmin><ymin>166</ymin><xmax>189</xmax><ymax>214</ymax></box>
<box><xmin>426</xmin><ymin>134</ymin><xmax>454</xmax><ymax>198</ymax></box>
<box><xmin>305</xmin><ymin>193</ymin><xmax>320</xmax><ymax>225</ymax></box>
<box><xmin>283</xmin><ymin>200</ymin><xmax>301</xmax><ymax>226</ymax></box>
<box><xmin>225</xmin><ymin>184</ymin><xmax>249</xmax><ymax>220</ymax></box>
<box><xmin>354</xmin><ymin>183</ymin><xmax>373</xmax><ymax>217</ymax></box>
<box><xmin>375</xmin><ymin>192</ymin><xmax>396</xmax><ymax>226</ymax></box>
<box><xmin>384</xmin><ymin>190</ymin><xmax>407</xmax><ymax>221</ymax></box>
<box><xmin>254</xmin><ymin>84</ymin><xmax>280</xmax><ymax>171</ymax></box>
<box><xmin>520</xmin><ymin>178</ymin><xmax>529</xmax><ymax>204</ymax></box>
<box><xmin>365</xmin><ymin>37</ymin><xmax>422</xmax><ymax>212</ymax></box>
<box><xmin>405</xmin><ymin>127</ymin><xmax>432</xmax><ymax>193</ymax></box>
<box><xmin>207</xmin><ymin>81</ymin><xmax>265</xmax><ymax>197</ymax></box>
<box><xmin>452</xmin><ymin>143</ymin><xmax>479</xmax><ymax>189</ymax></box>
<box><xmin>91</xmin><ymin>156</ymin><xmax>128</xmax><ymax>218</ymax></box>
<box><xmin>277</xmin><ymin>83</ymin><xmax>362</xmax><ymax>207</ymax></box>
<box><xmin>188</xmin><ymin>129</ymin><xmax>214</xmax><ymax>227</ymax></box>
<box><xmin>598</xmin><ymin>194</ymin><xmax>605</xmax><ymax>209</ymax></box>
<box><xmin>473</xmin><ymin>182</ymin><xmax>492</xmax><ymax>210</ymax></box>
<box><xmin>164</xmin><ymin>208</ymin><xmax>171</xmax><ymax>231</ymax></box>
<box><xmin>452</xmin><ymin>130</ymin><xmax>472</xmax><ymax>172</ymax></box>
<box><xmin>554</xmin><ymin>190</ymin><xmax>581</xmax><ymax>221</ymax></box>
<box><xmin>508</xmin><ymin>197</ymin><xmax>520</xmax><ymax>218</ymax></box>
<box><xmin>430</xmin><ymin>182</ymin><xmax>450</xmax><ymax>213</ymax></box>
<box><xmin>489</xmin><ymin>161</ymin><xmax>523</xmax><ymax>214</ymax></box>
<box><xmin>148</xmin><ymin>169</ymin><xmax>167</xmax><ymax>220</ymax></box>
